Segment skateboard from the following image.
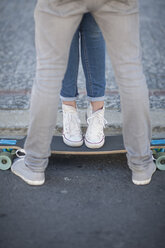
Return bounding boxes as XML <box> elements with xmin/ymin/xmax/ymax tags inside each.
<box><xmin>0</xmin><ymin>135</ymin><xmax>165</xmax><ymax>171</ymax></box>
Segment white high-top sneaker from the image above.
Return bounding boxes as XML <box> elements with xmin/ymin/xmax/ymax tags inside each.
<box><xmin>85</xmin><ymin>106</ymin><xmax>107</xmax><ymax>149</ymax></box>
<box><xmin>62</xmin><ymin>104</ymin><xmax>83</xmax><ymax>147</ymax></box>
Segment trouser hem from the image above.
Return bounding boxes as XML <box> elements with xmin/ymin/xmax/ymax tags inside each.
<box><xmin>87</xmin><ymin>96</ymin><xmax>105</xmax><ymax>102</ymax></box>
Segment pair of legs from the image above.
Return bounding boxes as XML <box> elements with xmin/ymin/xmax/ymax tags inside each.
<box><xmin>60</xmin><ymin>13</ymin><xmax>106</xmax><ymax>148</ymax></box>
<box><xmin>12</xmin><ymin>0</ymin><xmax>156</xmax><ymax>185</ymax></box>
<box><xmin>60</xmin><ymin>13</ymin><xmax>105</xmax><ymax>111</ymax></box>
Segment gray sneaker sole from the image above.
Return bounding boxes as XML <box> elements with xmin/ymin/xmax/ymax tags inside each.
<box><xmin>132</xmin><ymin>165</ymin><xmax>156</xmax><ymax>186</ymax></box>
<box><xmin>11</xmin><ymin>166</ymin><xmax>45</xmax><ymax>186</ymax></box>
<box><xmin>11</xmin><ymin>159</ymin><xmax>45</xmax><ymax>186</ymax></box>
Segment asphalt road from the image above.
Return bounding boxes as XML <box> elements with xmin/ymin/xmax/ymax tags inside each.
<box><xmin>0</xmin><ymin>154</ymin><xmax>165</xmax><ymax>248</ymax></box>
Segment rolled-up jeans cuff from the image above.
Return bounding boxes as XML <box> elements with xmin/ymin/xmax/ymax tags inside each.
<box><xmin>87</xmin><ymin>96</ymin><xmax>105</xmax><ymax>102</ymax></box>
<box><xmin>60</xmin><ymin>95</ymin><xmax>78</xmax><ymax>101</ymax></box>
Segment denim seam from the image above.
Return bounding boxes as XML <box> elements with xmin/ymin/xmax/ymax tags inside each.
<box><xmin>81</xmin><ymin>32</ymin><xmax>93</xmax><ymax>97</ymax></box>
<box><xmin>74</xmin><ymin>32</ymin><xmax>80</xmax><ymax>97</ymax></box>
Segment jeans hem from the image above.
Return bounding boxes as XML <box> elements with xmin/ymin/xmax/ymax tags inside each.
<box><xmin>87</xmin><ymin>96</ymin><xmax>105</xmax><ymax>102</ymax></box>
<box><xmin>60</xmin><ymin>95</ymin><xmax>78</xmax><ymax>101</ymax></box>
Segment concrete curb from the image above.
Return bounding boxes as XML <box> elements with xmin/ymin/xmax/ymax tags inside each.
<box><xmin>0</xmin><ymin>109</ymin><xmax>165</xmax><ymax>136</ymax></box>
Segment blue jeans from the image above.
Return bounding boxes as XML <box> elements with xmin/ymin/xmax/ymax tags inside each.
<box><xmin>60</xmin><ymin>13</ymin><xmax>106</xmax><ymax>102</ymax></box>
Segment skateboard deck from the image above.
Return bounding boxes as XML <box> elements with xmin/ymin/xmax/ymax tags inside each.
<box><xmin>0</xmin><ymin>135</ymin><xmax>165</xmax><ymax>170</ymax></box>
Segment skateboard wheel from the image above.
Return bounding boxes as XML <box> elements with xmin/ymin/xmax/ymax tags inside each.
<box><xmin>155</xmin><ymin>152</ymin><xmax>165</xmax><ymax>170</ymax></box>
<box><xmin>0</xmin><ymin>152</ymin><xmax>12</xmax><ymax>170</ymax></box>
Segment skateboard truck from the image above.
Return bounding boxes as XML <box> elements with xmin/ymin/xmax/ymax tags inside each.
<box><xmin>152</xmin><ymin>148</ymin><xmax>165</xmax><ymax>171</ymax></box>
<box><xmin>15</xmin><ymin>149</ymin><xmax>26</xmax><ymax>158</ymax></box>
<box><xmin>0</xmin><ymin>148</ymin><xmax>26</xmax><ymax>171</ymax></box>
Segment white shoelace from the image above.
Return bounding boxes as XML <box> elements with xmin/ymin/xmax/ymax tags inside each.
<box><xmin>87</xmin><ymin>112</ymin><xmax>107</xmax><ymax>138</ymax></box>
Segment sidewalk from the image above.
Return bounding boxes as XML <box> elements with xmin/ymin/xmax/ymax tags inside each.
<box><xmin>0</xmin><ymin>0</ymin><xmax>165</xmax><ymax>136</ymax></box>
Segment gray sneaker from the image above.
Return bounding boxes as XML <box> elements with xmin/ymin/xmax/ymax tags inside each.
<box><xmin>132</xmin><ymin>163</ymin><xmax>156</xmax><ymax>185</ymax></box>
<box><xmin>11</xmin><ymin>158</ymin><xmax>45</xmax><ymax>186</ymax></box>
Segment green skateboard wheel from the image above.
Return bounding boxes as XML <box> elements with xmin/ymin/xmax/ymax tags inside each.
<box><xmin>155</xmin><ymin>152</ymin><xmax>165</xmax><ymax>170</ymax></box>
<box><xmin>0</xmin><ymin>152</ymin><xmax>12</xmax><ymax>170</ymax></box>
